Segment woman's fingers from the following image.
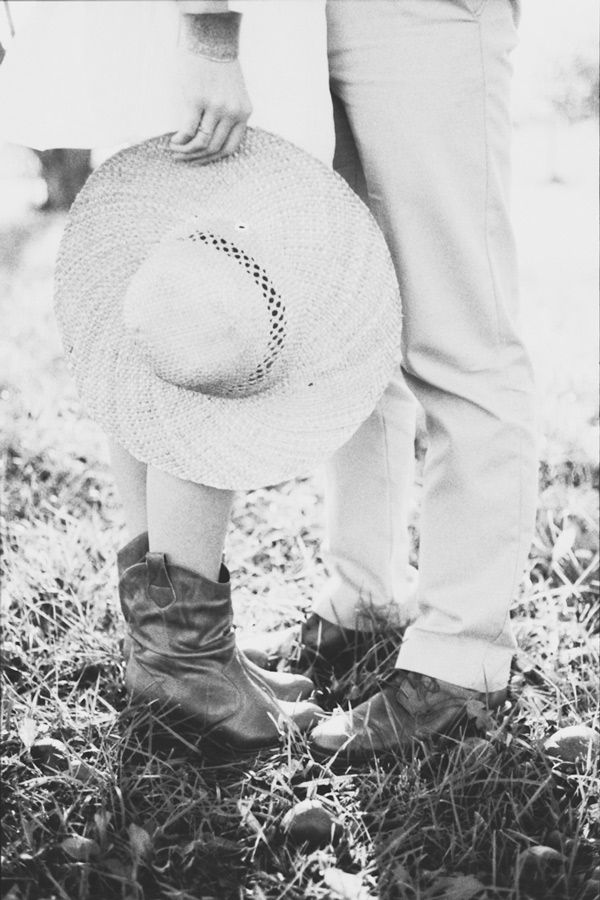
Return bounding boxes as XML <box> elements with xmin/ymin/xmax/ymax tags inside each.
<box><xmin>197</xmin><ymin>116</ymin><xmax>234</xmax><ymax>156</ymax></box>
<box><xmin>216</xmin><ymin>120</ymin><xmax>247</xmax><ymax>157</ymax></box>
<box><xmin>170</xmin><ymin>112</ymin><xmax>201</xmax><ymax>147</ymax></box>
<box><xmin>198</xmin><ymin>120</ymin><xmax>247</xmax><ymax>164</ymax></box>
<box><xmin>172</xmin><ymin>109</ymin><xmax>220</xmax><ymax>155</ymax></box>
<box><xmin>169</xmin><ymin>55</ymin><xmax>252</xmax><ymax>162</ymax></box>
<box><xmin>170</xmin><ymin>115</ymin><xmax>247</xmax><ymax>163</ymax></box>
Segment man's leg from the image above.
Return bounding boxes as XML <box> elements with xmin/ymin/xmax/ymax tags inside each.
<box><xmin>312</xmin><ymin>0</ymin><xmax>537</xmax><ymax>754</ymax></box>
<box><xmin>249</xmin><ymin>96</ymin><xmax>419</xmax><ymax>674</ymax></box>
<box><xmin>299</xmin><ymin>95</ymin><xmax>419</xmax><ymax>676</ymax></box>
<box><xmin>315</xmin><ymin>370</ymin><xmax>419</xmax><ymax>633</ymax></box>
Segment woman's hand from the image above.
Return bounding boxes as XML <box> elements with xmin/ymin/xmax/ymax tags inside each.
<box><xmin>169</xmin><ymin>49</ymin><xmax>252</xmax><ymax>164</ymax></box>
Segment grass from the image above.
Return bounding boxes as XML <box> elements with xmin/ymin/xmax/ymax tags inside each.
<box><xmin>0</xmin><ymin>122</ymin><xmax>598</xmax><ymax>900</ymax></box>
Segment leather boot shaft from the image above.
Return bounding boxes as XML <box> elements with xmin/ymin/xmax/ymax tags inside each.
<box><xmin>118</xmin><ymin>532</ymin><xmax>150</xmax><ymax>661</ymax></box>
<box><xmin>118</xmin><ymin>534</ymin><xmax>315</xmax><ymax>703</ymax></box>
<box><xmin>121</xmin><ymin>552</ymin><xmax>294</xmax><ymax>753</ymax></box>
<box><xmin>124</xmin><ymin>553</ymin><xmax>234</xmax><ymax>661</ymax></box>
<box><xmin>117</xmin><ymin>532</ymin><xmax>150</xmax><ymax>579</ymax></box>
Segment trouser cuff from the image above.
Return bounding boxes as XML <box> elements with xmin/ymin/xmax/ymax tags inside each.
<box><xmin>395</xmin><ymin>626</ymin><xmax>514</xmax><ymax>693</ymax></box>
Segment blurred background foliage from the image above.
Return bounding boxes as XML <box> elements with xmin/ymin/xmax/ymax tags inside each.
<box><xmin>0</xmin><ymin>0</ymin><xmax>598</xmax><ymax>208</ymax></box>
<box><xmin>513</xmin><ymin>0</ymin><xmax>598</xmax><ymax>126</ymax></box>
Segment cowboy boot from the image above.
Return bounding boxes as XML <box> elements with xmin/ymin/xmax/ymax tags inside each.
<box><xmin>120</xmin><ymin>551</ymin><xmax>321</xmax><ymax>754</ymax></box>
<box><xmin>118</xmin><ymin>532</ymin><xmax>153</xmax><ymax>662</ymax></box>
<box><xmin>117</xmin><ymin>533</ymin><xmax>315</xmax><ymax>703</ymax></box>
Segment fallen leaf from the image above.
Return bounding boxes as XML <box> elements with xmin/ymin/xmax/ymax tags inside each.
<box><xmin>62</xmin><ymin>836</ymin><xmax>100</xmax><ymax>861</ymax></box>
<box><xmin>551</xmin><ymin>526</ymin><xmax>576</xmax><ymax>562</ymax></box>
<box><xmin>464</xmin><ymin>699</ymin><xmax>493</xmax><ymax>730</ymax></box>
<box><xmin>105</xmin><ymin>857</ymin><xmax>130</xmax><ymax>877</ymax></box>
<box><xmin>459</xmin><ymin>737</ymin><xmax>495</xmax><ymax>767</ymax></box>
<box><xmin>70</xmin><ymin>759</ymin><xmax>96</xmax><ymax>782</ymax></box>
<box><xmin>2</xmin><ymin>886</ymin><xmax>22</xmax><ymax>900</ymax></box>
<box><xmin>323</xmin><ymin>867</ymin><xmax>374</xmax><ymax>900</ymax></box>
<box><xmin>237</xmin><ymin>799</ymin><xmax>269</xmax><ymax>844</ymax></box>
<box><xmin>429</xmin><ymin>874</ymin><xmax>486</xmax><ymax>900</ymax></box>
<box><xmin>94</xmin><ymin>810</ymin><xmax>111</xmax><ymax>848</ymax></box>
<box><xmin>17</xmin><ymin>717</ymin><xmax>37</xmax><ymax>750</ymax></box>
<box><xmin>128</xmin><ymin>823</ymin><xmax>152</xmax><ymax>861</ymax></box>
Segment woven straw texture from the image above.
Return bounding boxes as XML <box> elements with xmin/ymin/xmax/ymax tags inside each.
<box><xmin>54</xmin><ymin>129</ymin><xmax>402</xmax><ymax>489</ymax></box>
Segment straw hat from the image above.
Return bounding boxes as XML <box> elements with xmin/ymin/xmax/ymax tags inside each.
<box><xmin>54</xmin><ymin>129</ymin><xmax>401</xmax><ymax>489</ymax></box>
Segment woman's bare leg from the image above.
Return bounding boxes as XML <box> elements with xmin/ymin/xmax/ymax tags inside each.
<box><xmin>108</xmin><ymin>439</ymin><xmax>148</xmax><ymax>539</ymax></box>
<box><xmin>146</xmin><ymin>466</ymin><xmax>234</xmax><ymax>581</ymax></box>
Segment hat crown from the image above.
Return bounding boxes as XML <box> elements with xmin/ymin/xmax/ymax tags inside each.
<box><xmin>123</xmin><ymin>229</ymin><xmax>287</xmax><ymax>397</ymax></box>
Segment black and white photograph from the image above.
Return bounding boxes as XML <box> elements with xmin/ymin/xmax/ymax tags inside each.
<box><xmin>0</xmin><ymin>1</ymin><xmax>597</xmax><ymax>898</ymax></box>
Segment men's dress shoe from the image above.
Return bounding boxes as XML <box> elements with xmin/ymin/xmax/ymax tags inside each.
<box><xmin>240</xmin><ymin>613</ymin><xmax>379</xmax><ymax>678</ymax></box>
<box><xmin>310</xmin><ymin>669</ymin><xmax>507</xmax><ymax>761</ymax></box>
<box><xmin>298</xmin><ymin>613</ymin><xmax>376</xmax><ymax>676</ymax></box>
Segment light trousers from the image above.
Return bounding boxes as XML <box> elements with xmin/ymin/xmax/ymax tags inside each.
<box><xmin>315</xmin><ymin>0</ymin><xmax>538</xmax><ymax>693</ymax></box>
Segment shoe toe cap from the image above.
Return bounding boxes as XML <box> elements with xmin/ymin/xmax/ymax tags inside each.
<box><xmin>309</xmin><ymin>713</ymin><xmax>355</xmax><ymax>752</ymax></box>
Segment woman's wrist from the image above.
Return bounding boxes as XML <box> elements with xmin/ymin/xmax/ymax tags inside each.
<box><xmin>179</xmin><ymin>10</ymin><xmax>241</xmax><ymax>63</ymax></box>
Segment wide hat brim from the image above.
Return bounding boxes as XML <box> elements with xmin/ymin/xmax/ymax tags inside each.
<box><xmin>54</xmin><ymin>129</ymin><xmax>402</xmax><ymax>489</ymax></box>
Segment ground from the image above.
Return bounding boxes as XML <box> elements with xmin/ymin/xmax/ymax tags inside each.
<box><xmin>0</xmin><ymin>120</ymin><xmax>598</xmax><ymax>900</ymax></box>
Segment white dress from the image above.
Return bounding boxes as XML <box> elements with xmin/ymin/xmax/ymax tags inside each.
<box><xmin>0</xmin><ymin>0</ymin><xmax>334</xmax><ymax>165</ymax></box>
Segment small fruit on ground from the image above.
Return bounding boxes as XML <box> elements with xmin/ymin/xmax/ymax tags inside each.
<box><xmin>29</xmin><ymin>738</ymin><xmax>70</xmax><ymax>772</ymax></box>
<box><xmin>516</xmin><ymin>845</ymin><xmax>565</xmax><ymax>891</ymax></box>
<box><xmin>543</xmin><ymin>725</ymin><xmax>599</xmax><ymax>765</ymax></box>
<box><xmin>281</xmin><ymin>798</ymin><xmax>343</xmax><ymax>848</ymax></box>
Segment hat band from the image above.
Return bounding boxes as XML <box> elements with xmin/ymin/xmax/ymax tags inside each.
<box><xmin>182</xmin><ymin>228</ymin><xmax>288</xmax><ymax>395</ymax></box>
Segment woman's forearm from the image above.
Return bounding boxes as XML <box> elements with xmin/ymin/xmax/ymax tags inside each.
<box><xmin>170</xmin><ymin>0</ymin><xmax>250</xmax><ymax>162</ymax></box>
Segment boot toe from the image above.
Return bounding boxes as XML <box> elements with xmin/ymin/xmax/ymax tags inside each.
<box><xmin>244</xmin><ymin>657</ymin><xmax>315</xmax><ymax>702</ymax></box>
<box><xmin>240</xmin><ymin>646</ymin><xmax>271</xmax><ymax>669</ymax></box>
<box><xmin>278</xmin><ymin>699</ymin><xmax>327</xmax><ymax>733</ymax></box>
<box><xmin>267</xmin><ymin>671</ymin><xmax>314</xmax><ymax>702</ymax></box>
<box><xmin>310</xmin><ymin>713</ymin><xmax>355</xmax><ymax>753</ymax></box>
